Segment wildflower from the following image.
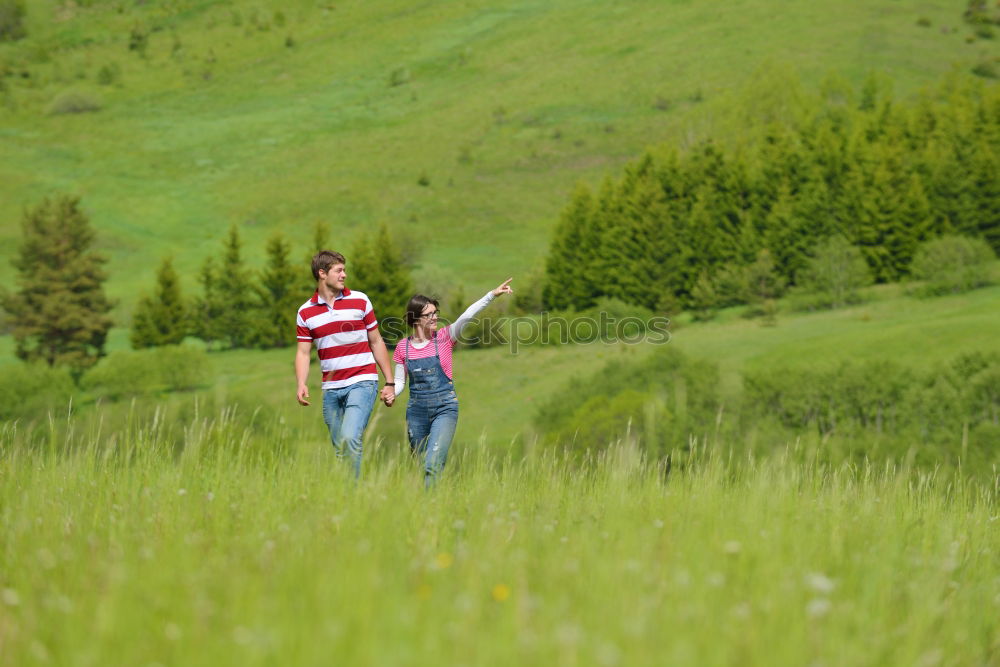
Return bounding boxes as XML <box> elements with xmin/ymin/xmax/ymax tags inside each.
<box><xmin>36</xmin><ymin>548</ymin><xmax>56</xmax><ymax>570</ymax></box>
<box><xmin>556</xmin><ymin>622</ymin><xmax>582</xmax><ymax>646</ymax></box>
<box><xmin>417</xmin><ymin>584</ymin><xmax>432</xmax><ymax>600</ymax></box>
<box><xmin>164</xmin><ymin>623</ymin><xmax>182</xmax><ymax>641</ymax></box>
<box><xmin>232</xmin><ymin>626</ymin><xmax>253</xmax><ymax>645</ymax></box>
<box><xmin>177</xmin><ymin>488</ymin><xmax>187</xmax><ymax>496</ymax></box>
<box><xmin>724</xmin><ymin>540</ymin><xmax>742</xmax><ymax>555</ymax></box>
<box><xmin>596</xmin><ymin>640</ymin><xmax>621</xmax><ymax>666</ymax></box>
<box><xmin>434</xmin><ymin>553</ymin><xmax>453</xmax><ymax>570</ymax></box>
<box><xmin>806</xmin><ymin>598</ymin><xmax>831</xmax><ymax>618</ymax></box>
<box><xmin>804</xmin><ymin>572</ymin><xmax>835</xmax><ymax>594</ymax></box>
<box><xmin>491</xmin><ymin>584</ymin><xmax>511</xmax><ymax>602</ymax></box>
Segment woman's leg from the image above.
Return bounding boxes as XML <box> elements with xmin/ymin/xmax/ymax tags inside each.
<box><xmin>423</xmin><ymin>403</ymin><xmax>458</xmax><ymax>487</ymax></box>
<box><xmin>406</xmin><ymin>401</ymin><xmax>432</xmax><ymax>456</ymax></box>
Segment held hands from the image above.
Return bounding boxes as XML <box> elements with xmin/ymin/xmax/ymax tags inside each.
<box><xmin>380</xmin><ymin>385</ymin><xmax>396</xmax><ymax>407</ymax></box>
<box><xmin>492</xmin><ymin>277</ymin><xmax>514</xmax><ymax>297</ymax></box>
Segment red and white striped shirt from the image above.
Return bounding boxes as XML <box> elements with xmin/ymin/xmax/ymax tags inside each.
<box><xmin>296</xmin><ymin>288</ymin><xmax>379</xmax><ymax>390</ymax></box>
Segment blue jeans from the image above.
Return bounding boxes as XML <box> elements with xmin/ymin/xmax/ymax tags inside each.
<box><xmin>322</xmin><ymin>380</ymin><xmax>377</xmax><ymax>477</ymax></box>
<box><xmin>406</xmin><ymin>393</ymin><xmax>459</xmax><ymax>487</ymax></box>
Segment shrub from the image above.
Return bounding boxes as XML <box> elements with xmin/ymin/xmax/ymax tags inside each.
<box><xmin>128</xmin><ymin>24</ymin><xmax>148</xmax><ymax>55</ymax></box>
<box><xmin>96</xmin><ymin>63</ymin><xmax>121</xmax><ymax>85</ymax></box>
<box><xmin>689</xmin><ymin>271</ymin><xmax>718</xmax><ymax>321</ymax></box>
<box><xmin>389</xmin><ymin>67</ymin><xmax>410</xmax><ymax>87</ymax></box>
<box><xmin>974</xmin><ymin>24</ymin><xmax>995</xmax><ymax>39</ymax></box>
<box><xmin>47</xmin><ymin>90</ymin><xmax>102</xmax><ymax>115</ymax></box>
<box><xmin>790</xmin><ymin>236</ymin><xmax>872</xmax><ymax>310</ymax></box>
<box><xmin>81</xmin><ymin>350</ymin><xmax>159</xmax><ymax>400</ymax></box>
<box><xmin>910</xmin><ymin>235</ymin><xmax>995</xmax><ymax>296</ymax></box>
<box><xmin>81</xmin><ymin>345</ymin><xmax>210</xmax><ymax>400</ymax></box>
<box><xmin>0</xmin><ymin>363</ymin><xmax>75</xmax><ymax>420</ymax></box>
<box><xmin>741</xmin><ymin>249</ymin><xmax>786</xmax><ymax>319</ymax></box>
<box><xmin>971</xmin><ymin>60</ymin><xmax>999</xmax><ymax>79</ymax></box>
<box><xmin>535</xmin><ymin>346</ymin><xmax>720</xmax><ymax>454</ymax></box>
<box><xmin>157</xmin><ymin>345</ymin><xmax>211</xmax><ymax>391</ymax></box>
<box><xmin>0</xmin><ymin>0</ymin><xmax>26</xmax><ymax>42</ymax></box>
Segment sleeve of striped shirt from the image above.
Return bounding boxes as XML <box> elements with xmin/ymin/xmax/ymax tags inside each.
<box><xmin>296</xmin><ymin>311</ymin><xmax>311</xmax><ymax>342</ymax></box>
<box><xmin>362</xmin><ymin>297</ymin><xmax>378</xmax><ymax>330</ymax></box>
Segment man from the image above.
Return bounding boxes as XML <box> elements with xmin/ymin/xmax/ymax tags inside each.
<box><xmin>296</xmin><ymin>251</ymin><xmax>396</xmax><ymax>476</ymax></box>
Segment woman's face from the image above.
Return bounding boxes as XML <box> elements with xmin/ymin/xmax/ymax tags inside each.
<box><xmin>418</xmin><ymin>303</ymin><xmax>439</xmax><ymax>333</ymax></box>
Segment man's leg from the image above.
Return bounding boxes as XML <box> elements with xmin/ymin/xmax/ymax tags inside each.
<box><xmin>337</xmin><ymin>380</ymin><xmax>377</xmax><ymax>478</ymax></box>
<box><xmin>322</xmin><ymin>388</ymin><xmax>347</xmax><ymax>458</ymax></box>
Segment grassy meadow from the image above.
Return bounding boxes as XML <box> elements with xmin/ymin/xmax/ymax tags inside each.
<box><xmin>3</xmin><ymin>0</ymin><xmax>1000</xmax><ymax>664</ymax></box>
<box><xmin>1</xmin><ymin>424</ymin><xmax>998</xmax><ymax>666</ymax></box>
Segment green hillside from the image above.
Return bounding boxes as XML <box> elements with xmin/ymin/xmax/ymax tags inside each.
<box><xmin>2</xmin><ymin>0</ymin><xmax>997</xmax><ymax>317</ymax></box>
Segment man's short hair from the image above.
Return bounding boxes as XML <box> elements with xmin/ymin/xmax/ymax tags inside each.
<box><xmin>312</xmin><ymin>250</ymin><xmax>346</xmax><ymax>280</ymax></box>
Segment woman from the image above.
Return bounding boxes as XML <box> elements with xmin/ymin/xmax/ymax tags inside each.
<box><xmin>384</xmin><ymin>278</ymin><xmax>513</xmax><ymax>486</ymax></box>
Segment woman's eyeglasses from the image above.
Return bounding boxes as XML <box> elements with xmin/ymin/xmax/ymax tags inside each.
<box><xmin>420</xmin><ymin>310</ymin><xmax>439</xmax><ymax>320</ymax></box>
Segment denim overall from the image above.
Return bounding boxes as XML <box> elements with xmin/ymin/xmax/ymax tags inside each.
<box><xmin>404</xmin><ymin>335</ymin><xmax>459</xmax><ymax>487</ymax></box>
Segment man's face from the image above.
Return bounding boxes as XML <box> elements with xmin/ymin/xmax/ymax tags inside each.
<box><xmin>320</xmin><ymin>263</ymin><xmax>347</xmax><ymax>291</ymax></box>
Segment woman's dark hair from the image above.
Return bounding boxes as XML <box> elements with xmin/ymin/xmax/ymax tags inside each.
<box><xmin>405</xmin><ymin>294</ymin><xmax>439</xmax><ymax>327</ymax></box>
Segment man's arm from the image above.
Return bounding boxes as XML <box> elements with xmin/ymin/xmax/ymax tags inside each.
<box><xmin>295</xmin><ymin>340</ymin><xmax>313</xmax><ymax>406</ymax></box>
<box><xmin>367</xmin><ymin>328</ymin><xmax>395</xmax><ymax>404</ymax></box>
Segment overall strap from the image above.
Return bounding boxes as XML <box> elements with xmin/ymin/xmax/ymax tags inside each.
<box><xmin>433</xmin><ymin>333</ymin><xmax>440</xmax><ymax>358</ymax></box>
<box><xmin>404</xmin><ymin>337</ymin><xmax>411</xmax><ymax>364</ymax></box>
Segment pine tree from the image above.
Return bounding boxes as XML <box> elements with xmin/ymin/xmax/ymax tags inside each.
<box><xmin>349</xmin><ymin>223</ymin><xmax>413</xmax><ymax>344</ymax></box>
<box><xmin>763</xmin><ymin>182</ymin><xmax>812</xmax><ymax>284</ymax></box>
<box><xmin>219</xmin><ymin>225</ymin><xmax>253</xmax><ymax>349</ymax></box>
<box><xmin>855</xmin><ymin>147</ymin><xmax>920</xmax><ymax>282</ymax></box>
<box><xmin>130</xmin><ymin>256</ymin><xmax>187</xmax><ymax>348</ymax></box>
<box><xmin>542</xmin><ymin>183</ymin><xmax>595</xmax><ymax>311</ymax></box>
<box><xmin>602</xmin><ymin>155</ymin><xmax>675</xmax><ymax>310</ymax></box>
<box><xmin>893</xmin><ymin>174</ymin><xmax>933</xmax><ymax>273</ymax></box>
<box><xmin>689</xmin><ymin>270</ymin><xmax>719</xmax><ymax>322</ymax></box>
<box><xmin>191</xmin><ymin>256</ymin><xmax>227</xmax><ymax>349</ymax></box>
<box><xmin>742</xmin><ymin>248</ymin><xmax>786</xmax><ymax>315</ymax></box>
<box><xmin>0</xmin><ymin>196</ymin><xmax>113</xmax><ymax>375</ymax></box>
<box><xmin>966</xmin><ymin>139</ymin><xmax>1000</xmax><ymax>255</ymax></box>
<box><xmin>252</xmin><ymin>234</ymin><xmax>306</xmax><ymax>348</ymax></box>
<box><xmin>665</xmin><ymin>190</ymin><xmax>710</xmax><ymax>305</ymax></box>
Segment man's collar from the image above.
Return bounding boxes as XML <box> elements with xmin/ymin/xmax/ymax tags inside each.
<box><xmin>311</xmin><ymin>287</ymin><xmax>351</xmax><ymax>305</ymax></box>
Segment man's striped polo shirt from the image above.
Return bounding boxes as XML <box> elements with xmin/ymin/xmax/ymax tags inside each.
<box><xmin>296</xmin><ymin>288</ymin><xmax>379</xmax><ymax>390</ymax></box>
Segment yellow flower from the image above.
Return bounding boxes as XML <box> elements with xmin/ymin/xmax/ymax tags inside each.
<box><xmin>491</xmin><ymin>584</ymin><xmax>511</xmax><ymax>602</ymax></box>
<box><xmin>434</xmin><ymin>552</ymin><xmax>453</xmax><ymax>570</ymax></box>
<box><xmin>417</xmin><ymin>583</ymin><xmax>433</xmax><ymax>600</ymax></box>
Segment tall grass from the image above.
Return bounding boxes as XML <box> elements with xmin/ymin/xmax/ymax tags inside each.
<box><xmin>1</xmin><ymin>408</ymin><xmax>996</xmax><ymax>665</ymax></box>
